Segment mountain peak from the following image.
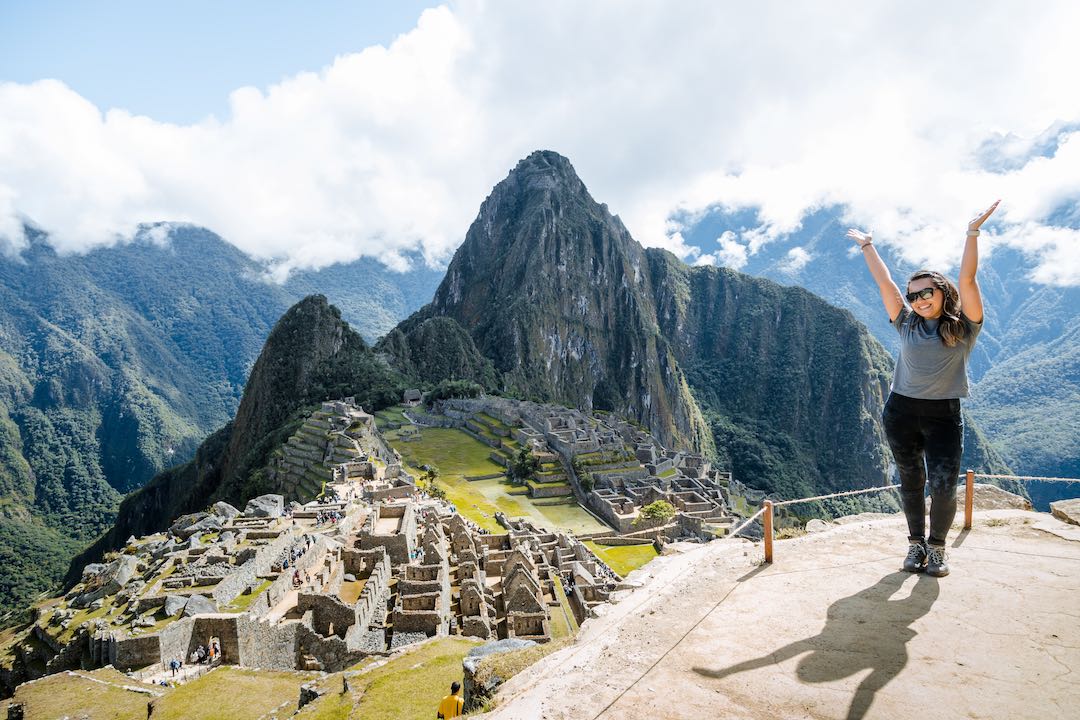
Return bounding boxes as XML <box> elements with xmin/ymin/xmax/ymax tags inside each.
<box><xmin>414</xmin><ymin>150</ymin><xmax>712</xmax><ymax>454</ymax></box>
<box><xmin>499</xmin><ymin>149</ymin><xmax>588</xmax><ymax>199</ymax></box>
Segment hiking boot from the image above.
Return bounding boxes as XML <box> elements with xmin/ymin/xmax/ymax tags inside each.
<box><xmin>902</xmin><ymin>541</ymin><xmax>927</xmax><ymax>573</ymax></box>
<box><xmin>926</xmin><ymin>544</ymin><xmax>950</xmax><ymax>577</ymax></box>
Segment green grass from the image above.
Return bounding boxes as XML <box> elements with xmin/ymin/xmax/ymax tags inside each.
<box><xmin>298</xmin><ymin>637</ymin><xmax>482</xmax><ymax>720</ymax></box>
<box><xmin>476</xmin><ymin>412</ymin><xmax>510</xmax><ymax>430</ymax></box>
<box><xmin>550</xmin><ymin>577</ymin><xmax>579</xmax><ymax>639</ymax></box>
<box><xmin>223</xmin><ymin>579</ymin><xmax>273</xmax><ymax>613</ymax></box>
<box><xmin>388</xmin><ymin>427</ymin><xmax>609</xmax><ymax>535</ymax></box>
<box><xmin>374</xmin><ymin>405</ymin><xmax>411</xmax><ymax>429</ymax></box>
<box><xmin>583</xmin><ymin>541</ymin><xmax>660</xmax><ymax>578</ymax></box>
<box><xmin>154</xmin><ymin>667</ymin><xmax>318</xmax><ymax>720</ymax></box>
<box><xmin>50</xmin><ymin>594</ymin><xmax>121</xmax><ymax>644</ymax></box>
<box><xmin>295</xmin><ymin>687</ymin><xmax>354</xmax><ymax>719</ymax></box>
<box><xmin>528</xmin><ymin>479</ymin><xmax>572</xmax><ymax>489</ymax></box>
<box><xmin>658</xmin><ymin>467</ymin><xmax>677</xmax><ymax>478</ymax></box>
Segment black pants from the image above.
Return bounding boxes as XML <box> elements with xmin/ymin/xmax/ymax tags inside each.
<box><xmin>882</xmin><ymin>393</ymin><xmax>963</xmax><ymax>546</ymax></box>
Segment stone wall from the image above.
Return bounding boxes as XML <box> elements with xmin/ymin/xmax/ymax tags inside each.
<box><xmin>348</xmin><ymin>550</ymin><xmax>391</xmax><ymax>633</ymax></box>
<box><xmin>357</xmin><ymin>503</ymin><xmax>416</xmax><ymax>564</ymax></box>
<box><xmin>211</xmin><ymin>558</ymin><xmax>260</xmax><ymax>606</ymax></box>
<box><xmin>588</xmin><ymin>536</ymin><xmax>655</xmax><ymax>547</ymax></box>
<box><xmin>298</xmin><ymin>593</ymin><xmax>356</xmax><ymax>639</ymax></box>
<box><xmin>113</xmin><ymin>634</ymin><xmax>164</xmax><ymax>670</ymax></box>
<box><xmin>235</xmin><ymin>615</ymin><xmax>299</xmax><ymax>670</ymax></box>
<box><xmin>529</xmin><ymin>482</ymin><xmax>574</xmax><ymax>499</ymax></box>
<box><xmin>398</xmin><ymin>579</ymin><xmax>442</xmax><ymax>595</ymax></box>
<box><xmin>207</xmin><ymin>532</ymin><xmax>292</xmax><ymax>606</ymax></box>
<box><xmin>157</xmin><ymin>616</ymin><xmax>196</xmax><ymax>667</ymax></box>
<box><xmin>368</xmin><ymin>485</ymin><xmax>414</xmax><ymax>502</ymax></box>
<box><xmin>392</xmin><ymin>610</ymin><xmax>443</xmax><ymax>635</ymax></box>
<box><xmin>259</xmin><ymin>536</ymin><xmax>329</xmax><ymax>618</ymax></box>
<box><xmin>296</xmin><ymin>625</ymin><xmax>367</xmax><ymax>672</ymax></box>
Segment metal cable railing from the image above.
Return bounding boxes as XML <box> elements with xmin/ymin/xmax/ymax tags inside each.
<box><xmin>974</xmin><ymin>473</ymin><xmax>1080</xmax><ymax>483</ymax></box>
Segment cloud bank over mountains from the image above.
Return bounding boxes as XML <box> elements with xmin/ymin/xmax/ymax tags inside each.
<box><xmin>2</xmin><ymin>1</ymin><xmax>1079</xmax><ymax>282</ymax></box>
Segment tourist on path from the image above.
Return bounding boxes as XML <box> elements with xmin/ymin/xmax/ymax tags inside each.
<box><xmin>848</xmin><ymin>199</ymin><xmax>998</xmax><ymax>577</ymax></box>
<box><xmin>436</xmin><ymin>681</ymin><xmax>464</xmax><ymax>718</ymax></box>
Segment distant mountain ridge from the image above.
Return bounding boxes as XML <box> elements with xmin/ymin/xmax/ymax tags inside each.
<box><xmin>0</xmin><ymin>227</ymin><xmax>440</xmax><ymax>616</ymax></box>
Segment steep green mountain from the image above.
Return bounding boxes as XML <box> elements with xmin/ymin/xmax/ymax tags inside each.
<box><xmin>67</xmin><ymin>295</ymin><xmax>406</xmax><ymax>583</ymax></box>
<box><xmin>383</xmin><ymin>151</ymin><xmax>1008</xmax><ymax>506</ymax></box>
<box><xmin>388</xmin><ymin>151</ymin><xmax>713</xmax><ymax>455</ymax></box>
<box><xmin>0</xmin><ymin>226</ymin><xmax>441</xmax><ymax>617</ymax></box>
<box><xmin>646</xmin><ymin>251</ymin><xmax>893</xmax><ymax>500</ymax></box>
<box><xmin>376</xmin><ymin>315</ymin><xmax>499</xmax><ymax>388</ymax></box>
<box><xmin>0</xmin><ymin>228</ymin><xmax>291</xmax><ymax>617</ymax></box>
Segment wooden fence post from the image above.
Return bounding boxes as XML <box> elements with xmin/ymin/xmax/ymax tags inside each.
<box><xmin>763</xmin><ymin>500</ymin><xmax>774</xmax><ymax>564</ymax></box>
<box><xmin>964</xmin><ymin>469</ymin><xmax>975</xmax><ymax>529</ymax></box>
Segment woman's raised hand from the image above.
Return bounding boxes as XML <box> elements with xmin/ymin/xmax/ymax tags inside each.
<box><xmin>969</xmin><ymin>200</ymin><xmax>1001</xmax><ymax>231</ymax></box>
<box><xmin>846</xmin><ymin>228</ymin><xmax>873</xmax><ymax>247</ymax></box>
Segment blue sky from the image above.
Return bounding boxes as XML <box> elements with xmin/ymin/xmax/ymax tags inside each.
<box><xmin>1</xmin><ymin>2</ymin><xmax>1078</xmax><ymax>284</ymax></box>
<box><xmin>0</xmin><ymin>1</ymin><xmax>436</xmax><ymax>124</ymax></box>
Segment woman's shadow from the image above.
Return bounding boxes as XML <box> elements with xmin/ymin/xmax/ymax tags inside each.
<box><xmin>693</xmin><ymin>571</ymin><xmax>940</xmax><ymax>720</ymax></box>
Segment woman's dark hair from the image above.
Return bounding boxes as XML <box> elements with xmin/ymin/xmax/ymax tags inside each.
<box><xmin>908</xmin><ymin>270</ymin><xmax>968</xmax><ymax>347</ymax></box>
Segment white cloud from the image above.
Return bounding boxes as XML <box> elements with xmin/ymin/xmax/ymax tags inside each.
<box><xmin>1</xmin><ymin>1</ymin><xmax>1079</xmax><ymax>282</ymax></box>
<box><xmin>780</xmin><ymin>247</ymin><xmax>812</xmax><ymax>274</ymax></box>
<box><xmin>712</xmin><ymin>231</ymin><xmax>748</xmax><ymax>270</ymax></box>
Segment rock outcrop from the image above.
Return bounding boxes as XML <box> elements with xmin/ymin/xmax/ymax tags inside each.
<box><xmin>1050</xmin><ymin>498</ymin><xmax>1080</xmax><ymax>526</ymax></box>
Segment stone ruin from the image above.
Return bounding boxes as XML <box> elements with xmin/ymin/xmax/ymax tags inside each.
<box><xmin>430</xmin><ymin>397</ymin><xmax>736</xmax><ymax>540</ymax></box>
<box><xmin>20</xmin><ymin>395</ymin><xmax>726</xmax><ymax>687</ymax></box>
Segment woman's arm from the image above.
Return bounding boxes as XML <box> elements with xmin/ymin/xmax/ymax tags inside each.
<box><xmin>847</xmin><ymin>229</ymin><xmax>904</xmax><ymax>321</ymax></box>
<box><xmin>959</xmin><ymin>200</ymin><xmax>999</xmax><ymax>324</ymax></box>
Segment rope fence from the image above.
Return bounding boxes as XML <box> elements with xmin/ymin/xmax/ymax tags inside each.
<box><xmin>974</xmin><ymin>473</ymin><xmax>1080</xmax><ymax>483</ymax></box>
<box><xmin>750</xmin><ymin>470</ymin><xmax>1078</xmax><ymax>565</ymax></box>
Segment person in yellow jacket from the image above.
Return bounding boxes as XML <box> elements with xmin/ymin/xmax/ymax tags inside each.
<box><xmin>437</xmin><ymin>681</ymin><xmax>464</xmax><ymax>718</ymax></box>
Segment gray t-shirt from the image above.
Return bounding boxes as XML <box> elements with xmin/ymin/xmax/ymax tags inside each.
<box><xmin>890</xmin><ymin>307</ymin><xmax>982</xmax><ymax>399</ymax></box>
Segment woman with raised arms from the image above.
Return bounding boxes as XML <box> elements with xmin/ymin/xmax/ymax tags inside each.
<box><xmin>847</xmin><ymin>200</ymin><xmax>1000</xmax><ymax>577</ymax></box>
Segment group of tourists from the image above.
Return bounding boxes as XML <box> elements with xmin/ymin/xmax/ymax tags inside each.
<box><xmin>291</xmin><ymin>568</ymin><xmax>310</xmax><ymax>589</ymax></box>
<box><xmin>276</xmin><ymin>538</ymin><xmax>312</xmax><ymax>573</ymax></box>
<box><xmin>315</xmin><ymin>509</ymin><xmax>343</xmax><ymax>526</ymax></box>
<box><xmin>189</xmin><ymin>639</ymin><xmax>220</xmax><ymax>665</ymax></box>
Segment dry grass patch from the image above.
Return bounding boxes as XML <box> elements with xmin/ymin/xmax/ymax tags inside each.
<box><xmin>471</xmin><ymin>637</ymin><xmax>572</xmax><ymax>711</ymax></box>
<box><xmin>153</xmin><ymin>666</ymin><xmax>318</xmax><ymax>720</ymax></box>
<box><xmin>9</xmin><ymin>669</ymin><xmax>157</xmax><ymax>720</ymax></box>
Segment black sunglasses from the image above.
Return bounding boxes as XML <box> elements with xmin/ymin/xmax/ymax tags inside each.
<box><xmin>905</xmin><ymin>287</ymin><xmax>936</xmax><ymax>303</ymax></box>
